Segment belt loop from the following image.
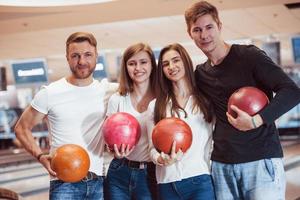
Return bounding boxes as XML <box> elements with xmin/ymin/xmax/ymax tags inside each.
<box><xmin>140</xmin><ymin>163</ymin><xmax>145</xmax><ymax>169</ymax></box>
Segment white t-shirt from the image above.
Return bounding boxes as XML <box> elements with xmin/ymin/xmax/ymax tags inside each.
<box><xmin>106</xmin><ymin>93</ymin><xmax>151</xmax><ymax>162</ymax></box>
<box><xmin>31</xmin><ymin>78</ymin><xmax>118</xmax><ymax>176</ymax></box>
<box><xmin>147</xmin><ymin>97</ymin><xmax>213</xmax><ymax>184</ymax></box>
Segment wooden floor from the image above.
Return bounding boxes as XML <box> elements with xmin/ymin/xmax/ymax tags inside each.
<box><xmin>0</xmin><ymin>141</ymin><xmax>299</xmax><ymax>200</ymax></box>
<box><xmin>283</xmin><ymin>140</ymin><xmax>300</xmax><ymax>200</ymax></box>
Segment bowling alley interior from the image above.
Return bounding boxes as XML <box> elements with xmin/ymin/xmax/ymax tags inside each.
<box><xmin>0</xmin><ymin>0</ymin><xmax>300</xmax><ymax>199</ymax></box>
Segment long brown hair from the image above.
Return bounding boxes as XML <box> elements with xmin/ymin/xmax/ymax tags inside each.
<box><xmin>118</xmin><ymin>43</ymin><xmax>157</xmax><ymax>96</ymax></box>
<box><xmin>154</xmin><ymin>43</ymin><xmax>213</xmax><ymax>124</ymax></box>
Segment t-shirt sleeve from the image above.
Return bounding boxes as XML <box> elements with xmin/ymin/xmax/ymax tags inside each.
<box><xmin>31</xmin><ymin>86</ymin><xmax>48</xmax><ymax>114</ymax></box>
<box><xmin>106</xmin><ymin>93</ymin><xmax>120</xmax><ymax>117</ymax></box>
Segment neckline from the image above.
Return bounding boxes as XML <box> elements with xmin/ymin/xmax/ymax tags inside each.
<box><xmin>171</xmin><ymin>95</ymin><xmax>192</xmax><ymax>111</ymax></box>
<box><xmin>63</xmin><ymin>77</ymin><xmax>95</xmax><ymax>88</ymax></box>
<box><xmin>209</xmin><ymin>44</ymin><xmax>233</xmax><ymax>67</ymax></box>
<box><xmin>181</xmin><ymin>95</ymin><xmax>192</xmax><ymax>110</ymax></box>
<box><xmin>128</xmin><ymin>93</ymin><xmax>148</xmax><ymax>115</ymax></box>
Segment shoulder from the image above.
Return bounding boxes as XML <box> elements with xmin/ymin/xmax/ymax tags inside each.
<box><xmin>232</xmin><ymin>44</ymin><xmax>264</xmax><ymax>57</ymax></box>
<box><xmin>99</xmin><ymin>78</ymin><xmax>119</xmax><ymax>91</ymax></box>
<box><xmin>99</xmin><ymin>79</ymin><xmax>119</xmax><ymax>100</ymax></box>
<box><xmin>31</xmin><ymin>79</ymin><xmax>65</xmax><ymax>109</ymax></box>
<box><xmin>108</xmin><ymin>92</ymin><xmax>129</xmax><ymax>105</ymax></box>
<box><xmin>195</xmin><ymin>61</ymin><xmax>208</xmax><ymax>72</ymax></box>
<box><xmin>33</xmin><ymin>78</ymin><xmax>63</xmax><ymax>97</ymax></box>
<box><xmin>46</xmin><ymin>78</ymin><xmax>66</xmax><ymax>89</ymax></box>
<box><xmin>32</xmin><ymin>78</ymin><xmax>65</xmax><ymax>100</ymax></box>
<box><xmin>40</xmin><ymin>78</ymin><xmax>67</xmax><ymax>96</ymax></box>
<box><xmin>109</xmin><ymin>92</ymin><xmax>122</xmax><ymax>102</ymax></box>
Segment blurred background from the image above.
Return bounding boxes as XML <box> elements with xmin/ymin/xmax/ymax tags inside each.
<box><xmin>0</xmin><ymin>0</ymin><xmax>299</xmax><ymax>199</ymax></box>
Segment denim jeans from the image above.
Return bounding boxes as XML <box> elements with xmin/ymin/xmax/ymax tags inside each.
<box><xmin>105</xmin><ymin>158</ymin><xmax>158</xmax><ymax>200</ymax></box>
<box><xmin>212</xmin><ymin>158</ymin><xmax>286</xmax><ymax>200</ymax></box>
<box><xmin>158</xmin><ymin>174</ymin><xmax>215</xmax><ymax>200</ymax></box>
<box><xmin>49</xmin><ymin>176</ymin><xmax>104</xmax><ymax>200</ymax></box>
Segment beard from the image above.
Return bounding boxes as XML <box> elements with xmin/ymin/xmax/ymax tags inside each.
<box><xmin>70</xmin><ymin>65</ymin><xmax>96</xmax><ymax>79</ymax></box>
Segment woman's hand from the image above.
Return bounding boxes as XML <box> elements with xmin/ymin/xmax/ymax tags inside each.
<box><xmin>157</xmin><ymin>141</ymin><xmax>183</xmax><ymax>166</ymax></box>
<box><xmin>106</xmin><ymin>144</ymin><xmax>135</xmax><ymax>159</ymax></box>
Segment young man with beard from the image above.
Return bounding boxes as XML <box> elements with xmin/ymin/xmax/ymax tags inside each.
<box><xmin>185</xmin><ymin>1</ymin><xmax>300</xmax><ymax>200</ymax></box>
<box><xmin>15</xmin><ymin>32</ymin><xmax>117</xmax><ymax>200</ymax></box>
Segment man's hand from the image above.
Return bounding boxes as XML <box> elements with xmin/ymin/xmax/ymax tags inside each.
<box><xmin>227</xmin><ymin>105</ymin><xmax>263</xmax><ymax>131</ymax></box>
<box><xmin>39</xmin><ymin>154</ymin><xmax>57</xmax><ymax>176</ymax></box>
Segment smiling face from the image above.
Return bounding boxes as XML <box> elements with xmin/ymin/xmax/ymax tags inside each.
<box><xmin>126</xmin><ymin>51</ymin><xmax>152</xmax><ymax>85</ymax></box>
<box><xmin>66</xmin><ymin>41</ymin><xmax>97</xmax><ymax>79</ymax></box>
<box><xmin>161</xmin><ymin>49</ymin><xmax>186</xmax><ymax>83</ymax></box>
<box><xmin>189</xmin><ymin>14</ymin><xmax>223</xmax><ymax>55</ymax></box>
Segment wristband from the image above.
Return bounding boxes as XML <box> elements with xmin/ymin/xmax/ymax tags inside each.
<box><xmin>251</xmin><ymin>117</ymin><xmax>257</xmax><ymax>128</ymax></box>
<box><xmin>36</xmin><ymin>152</ymin><xmax>48</xmax><ymax>161</ymax></box>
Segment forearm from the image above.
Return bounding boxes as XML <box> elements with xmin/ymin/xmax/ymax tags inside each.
<box><xmin>260</xmin><ymin>87</ymin><xmax>300</xmax><ymax>124</ymax></box>
<box><xmin>253</xmin><ymin>52</ymin><xmax>300</xmax><ymax>124</ymax></box>
<box><xmin>150</xmin><ymin>147</ymin><xmax>163</xmax><ymax>165</ymax></box>
<box><xmin>15</xmin><ymin>125</ymin><xmax>43</xmax><ymax>158</ymax></box>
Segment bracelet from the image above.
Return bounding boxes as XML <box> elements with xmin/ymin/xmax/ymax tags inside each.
<box><xmin>251</xmin><ymin>117</ymin><xmax>257</xmax><ymax>128</ymax></box>
<box><xmin>36</xmin><ymin>152</ymin><xmax>48</xmax><ymax>161</ymax></box>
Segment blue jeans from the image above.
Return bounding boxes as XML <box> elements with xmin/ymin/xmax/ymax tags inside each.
<box><xmin>212</xmin><ymin>158</ymin><xmax>286</xmax><ymax>200</ymax></box>
<box><xmin>105</xmin><ymin>158</ymin><xmax>158</xmax><ymax>200</ymax></box>
<box><xmin>158</xmin><ymin>174</ymin><xmax>215</xmax><ymax>200</ymax></box>
<box><xmin>49</xmin><ymin>176</ymin><xmax>104</xmax><ymax>200</ymax></box>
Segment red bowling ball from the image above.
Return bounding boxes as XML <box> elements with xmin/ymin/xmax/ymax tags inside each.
<box><xmin>152</xmin><ymin>117</ymin><xmax>193</xmax><ymax>154</ymax></box>
<box><xmin>51</xmin><ymin>144</ymin><xmax>90</xmax><ymax>183</ymax></box>
<box><xmin>228</xmin><ymin>86</ymin><xmax>269</xmax><ymax>118</ymax></box>
<box><xmin>103</xmin><ymin>112</ymin><xmax>141</xmax><ymax>151</ymax></box>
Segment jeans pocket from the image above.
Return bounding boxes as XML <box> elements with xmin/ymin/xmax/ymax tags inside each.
<box><xmin>109</xmin><ymin>158</ymin><xmax>123</xmax><ymax>171</ymax></box>
<box><xmin>264</xmin><ymin>159</ymin><xmax>275</xmax><ymax>181</ymax></box>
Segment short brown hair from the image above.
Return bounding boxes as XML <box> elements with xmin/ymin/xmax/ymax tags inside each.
<box><xmin>66</xmin><ymin>32</ymin><xmax>97</xmax><ymax>54</ymax></box>
<box><xmin>185</xmin><ymin>1</ymin><xmax>220</xmax><ymax>34</ymax></box>
<box><xmin>118</xmin><ymin>43</ymin><xmax>157</xmax><ymax>96</ymax></box>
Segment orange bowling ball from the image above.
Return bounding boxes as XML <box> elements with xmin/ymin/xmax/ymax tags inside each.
<box><xmin>51</xmin><ymin>144</ymin><xmax>90</xmax><ymax>183</ymax></box>
<box><xmin>228</xmin><ymin>86</ymin><xmax>269</xmax><ymax>118</ymax></box>
<box><xmin>152</xmin><ymin>117</ymin><xmax>193</xmax><ymax>154</ymax></box>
